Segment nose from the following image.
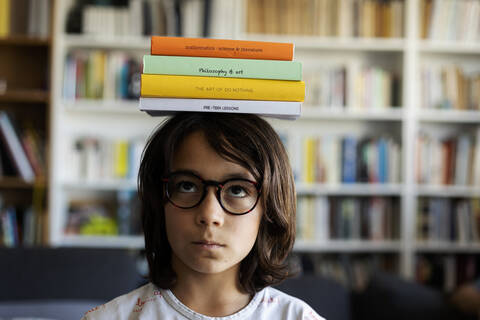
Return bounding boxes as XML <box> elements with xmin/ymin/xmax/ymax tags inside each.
<box><xmin>195</xmin><ymin>186</ymin><xmax>225</xmax><ymax>227</ymax></box>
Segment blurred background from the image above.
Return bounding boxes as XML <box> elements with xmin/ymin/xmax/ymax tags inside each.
<box><xmin>0</xmin><ymin>0</ymin><xmax>480</xmax><ymax>319</ymax></box>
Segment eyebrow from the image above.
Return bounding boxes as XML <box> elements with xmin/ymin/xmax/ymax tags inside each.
<box><xmin>171</xmin><ymin>169</ymin><xmax>256</xmax><ymax>182</ymax></box>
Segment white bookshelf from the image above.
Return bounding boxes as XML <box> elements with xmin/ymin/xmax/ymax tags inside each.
<box><xmin>294</xmin><ymin>240</ymin><xmax>402</xmax><ymax>253</ymax></box>
<box><xmin>48</xmin><ymin>0</ymin><xmax>480</xmax><ymax>283</ymax></box>
<box><xmin>296</xmin><ymin>183</ymin><xmax>403</xmax><ymax>196</ymax></box>
<box><xmin>62</xmin><ymin>235</ymin><xmax>144</xmax><ymax>249</ymax></box>
<box><xmin>415</xmin><ymin>242</ymin><xmax>480</xmax><ymax>254</ymax></box>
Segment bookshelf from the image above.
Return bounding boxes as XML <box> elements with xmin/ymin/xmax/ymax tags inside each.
<box><xmin>0</xmin><ymin>0</ymin><xmax>54</xmax><ymax>247</ymax></box>
<box><xmin>47</xmin><ymin>0</ymin><xmax>480</xmax><ymax>292</ymax></box>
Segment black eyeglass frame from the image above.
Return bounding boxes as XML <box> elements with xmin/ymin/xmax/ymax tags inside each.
<box><xmin>162</xmin><ymin>170</ymin><xmax>262</xmax><ymax>215</ymax></box>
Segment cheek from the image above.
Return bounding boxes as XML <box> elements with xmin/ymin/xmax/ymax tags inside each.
<box><xmin>231</xmin><ymin>213</ymin><xmax>262</xmax><ymax>252</ymax></box>
<box><xmin>163</xmin><ymin>206</ymin><xmax>187</xmax><ymax>244</ymax></box>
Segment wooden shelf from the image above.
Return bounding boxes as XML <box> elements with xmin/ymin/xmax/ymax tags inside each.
<box><xmin>0</xmin><ymin>90</ymin><xmax>50</xmax><ymax>103</ymax></box>
<box><xmin>0</xmin><ymin>36</ymin><xmax>51</xmax><ymax>47</ymax></box>
<box><xmin>0</xmin><ymin>177</ymin><xmax>45</xmax><ymax>189</ymax></box>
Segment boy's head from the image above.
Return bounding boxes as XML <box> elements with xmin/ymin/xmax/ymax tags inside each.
<box><xmin>138</xmin><ymin>112</ymin><xmax>296</xmax><ymax>294</ymax></box>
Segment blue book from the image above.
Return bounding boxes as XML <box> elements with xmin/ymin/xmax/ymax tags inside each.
<box><xmin>377</xmin><ymin>138</ymin><xmax>388</xmax><ymax>183</ymax></box>
<box><xmin>342</xmin><ymin>136</ymin><xmax>357</xmax><ymax>183</ymax></box>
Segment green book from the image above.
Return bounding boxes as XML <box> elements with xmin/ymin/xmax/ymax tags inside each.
<box><xmin>143</xmin><ymin>55</ymin><xmax>302</xmax><ymax>81</ymax></box>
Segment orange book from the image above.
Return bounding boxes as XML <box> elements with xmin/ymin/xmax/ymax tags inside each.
<box><xmin>150</xmin><ymin>36</ymin><xmax>294</xmax><ymax>61</ymax></box>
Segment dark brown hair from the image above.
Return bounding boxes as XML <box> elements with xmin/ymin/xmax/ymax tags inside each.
<box><xmin>138</xmin><ymin>112</ymin><xmax>296</xmax><ymax>294</ymax></box>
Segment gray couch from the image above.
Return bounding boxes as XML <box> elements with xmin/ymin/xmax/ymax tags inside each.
<box><xmin>0</xmin><ymin>248</ymin><xmax>472</xmax><ymax>320</ymax></box>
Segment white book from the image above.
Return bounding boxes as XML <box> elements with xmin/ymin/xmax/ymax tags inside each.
<box><xmin>429</xmin><ymin>0</ymin><xmax>441</xmax><ymax>39</ymax></box>
<box><xmin>314</xmin><ymin>196</ymin><xmax>329</xmax><ymax>241</ymax></box>
<box><xmin>473</xmin><ymin>128</ymin><xmax>480</xmax><ymax>186</ymax></box>
<box><xmin>454</xmin><ymin>135</ymin><xmax>470</xmax><ymax>185</ymax></box>
<box><xmin>139</xmin><ymin>97</ymin><xmax>301</xmax><ymax>120</ymax></box>
<box><xmin>0</xmin><ymin>112</ymin><xmax>35</xmax><ymax>182</ymax></box>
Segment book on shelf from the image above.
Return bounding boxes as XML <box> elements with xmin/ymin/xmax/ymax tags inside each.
<box><xmin>354</xmin><ymin>66</ymin><xmax>400</xmax><ymax>110</ymax></box>
<box><xmin>0</xmin><ymin>0</ymin><xmax>51</xmax><ymax>38</ymax></box>
<box><xmin>0</xmin><ymin>112</ymin><xmax>35</xmax><ymax>182</ymax></box>
<box><xmin>151</xmin><ymin>36</ymin><xmax>295</xmax><ymax>61</ymax></box>
<box><xmin>416</xmin><ymin>130</ymin><xmax>480</xmax><ymax>186</ymax></box>
<box><xmin>143</xmin><ymin>55</ymin><xmax>302</xmax><ymax>81</ymax></box>
<box><xmin>140</xmin><ymin>74</ymin><xmax>305</xmax><ymax>101</ymax></box>
<box><xmin>65</xmin><ymin>0</ymin><xmax>234</xmax><ymax>38</ymax></box>
<box><xmin>421</xmin><ymin>65</ymin><xmax>480</xmax><ymax>110</ymax></box>
<box><xmin>296</xmin><ymin>196</ymin><xmax>399</xmax><ymax>241</ymax></box>
<box><xmin>0</xmin><ymin>205</ymin><xmax>42</xmax><ymax>247</ymax></box>
<box><xmin>304</xmin><ymin>66</ymin><xmax>347</xmax><ymax>107</ymax></box>
<box><xmin>65</xmin><ymin>136</ymin><xmax>145</xmax><ymax>182</ymax></box>
<box><xmin>140</xmin><ymin>98</ymin><xmax>301</xmax><ymax>120</ymax></box>
<box><xmin>246</xmin><ymin>0</ymin><xmax>404</xmax><ymax>38</ymax></box>
<box><xmin>65</xmin><ymin>194</ymin><xmax>141</xmax><ymax>236</ymax></box>
<box><xmin>63</xmin><ymin>50</ymin><xmax>142</xmax><ymax>100</ymax></box>
<box><xmin>304</xmin><ymin>64</ymin><xmax>400</xmax><ymax>110</ymax></box>
<box><xmin>417</xmin><ymin>198</ymin><xmax>480</xmax><ymax>243</ymax></box>
<box><xmin>294</xmin><ymin>134</ymin><xmax>401</xmax><ymax>184</ymax></box>
<box><xmin>421</xmin><ymin>0</ymin><xmax>480</xmax><ymax>42</ymax></box>
<box><xmin>68</xmin><ymin>0</ymin><xmax>164</xmax><ymax>37</ymax></box>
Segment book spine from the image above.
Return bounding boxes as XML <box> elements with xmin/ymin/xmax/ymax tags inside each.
<box><xmin>139</xmin><ymin>98</ymin><xmax>301</xmax><ymax>119</ymax></box>
<box><xmin>143</xmin><ymin>55</ymin><xmax>302</xmax><ymax>81</ymax></box>
<box><xmin>0</xmin><ymin>113</ymin><xmax>35</xmax><ymax>182</ymax></box>
<box><xmin>150</xmin><ymin>36</ymin><xmax>294</xmax><ymax>61</ymax></box>
<box><xmin>141</xmin><ymin>74</ymin><xmax>305</xmax><ymax>102</ymax></box>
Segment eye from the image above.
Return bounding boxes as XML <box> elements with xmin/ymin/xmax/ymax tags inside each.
<box><xmin>176</xmin><ymin>181</ymin><xmax>198</xmax><ymax>193</ymax></box>
<box><xmin>225</xmin><ymin>184</ymin><xmax>248</xmax><ymax>198</ymax></box>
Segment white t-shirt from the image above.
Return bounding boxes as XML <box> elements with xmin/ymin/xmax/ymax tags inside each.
<box><xmin>81</xmin><ymin>282</ymin><xmax>325</xmax><ymax>320</ymax></box>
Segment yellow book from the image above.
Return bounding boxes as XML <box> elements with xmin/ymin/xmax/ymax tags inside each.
<box><xmin>141</xmin><ymin>74</ymin><xmax>305</xmax><ymax>102</ymax></box>
<box><xmin>0</xmin><ymin>0</ymin><xmax>10</xmax><ymax>37</ymax></box>
<box><xmin>114</xmin><ymin>140</ymin><xmax>129</xmax><ymax>178</ymax></box>
<box><xmin>303</xmin><ymin>137</ymin><xmax>316</xmax><ymax>183</ymax></box>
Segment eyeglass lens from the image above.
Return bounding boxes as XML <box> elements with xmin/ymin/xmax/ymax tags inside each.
<box><xmin>166</xmin><ymin>172</ymin><xmax>259</xmax><ymax>214</ymax></box>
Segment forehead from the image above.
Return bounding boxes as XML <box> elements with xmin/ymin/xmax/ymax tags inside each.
<box><xmin>171</xmin><ymin>131</ymin><xmax>255</xmax><ymax>181</ymax></box>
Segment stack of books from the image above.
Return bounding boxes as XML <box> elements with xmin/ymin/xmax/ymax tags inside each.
<box><xmin>139</xmin><ymin>36</ymin><xmax>305</xmax><ymax>119</ymax></box>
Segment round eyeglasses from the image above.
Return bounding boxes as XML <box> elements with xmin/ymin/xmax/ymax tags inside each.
<box><xmin>162</xmin><ymin>171</ymin><xmax>261</xmax><ymax>215</ymax></box>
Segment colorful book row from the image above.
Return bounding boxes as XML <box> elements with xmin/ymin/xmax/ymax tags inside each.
<box><xmin>63</xmin><ymin>50</ymin><xmax>142</xmax><ymax>100</ymax></box>
<box><xmin>247</xmin><ymin>0</ymin><xmax>404</xmax><ymax>38</ymax></box>
<box><xmin>0</xmin><ymin>0</ymin><xmax>50</xmax><ymax>38</ymax></box>
<box><xmin>297</xmin><ymin>196</ymin><xmax>400</xmax><ymax>242</ymax></box>
<box><xmin>65</xmin><ymin>191</ymin><xmax>141</xmax><ymax>236</ymax></box>
<box><xmin>420</xmin><ymin>0</ymin><xmax>480</xmax><ymax>42</ymax></box>
<box><xmin>416</xmin><ymin>130</ymin><xmax>480</xmax><ymax>186</ymax></box>
<box><xmin>291</xmin><ymin>135</ymin><xmax>401</xmax><ymax>184</ymax></box>
<box><xmin>65</xmin><ymin>136</ymin><xmax>145</xmax><ymax>182</ymax></box>
<box><xmin>0</xmin><ymin>206</ymin><xmax>41</xmax><ymax>247</ymax></box>
<box><xmin>420</xmin><ymin>65</ymin><xmax>480</xmax><ymax>110</ymax></box>
<box><xmin>417</xmin><ymin>197</ymin><xmax>480</xmax><ymax>243</ymax></box>
<box><xmin>141</xmin><ymin>36</ymin><xmax>303</xmax><ymax>119</ymax></box>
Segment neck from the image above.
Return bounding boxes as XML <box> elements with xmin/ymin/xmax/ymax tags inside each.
<box><xmin>170</xmin><ymin>258</ymin><xmax>252</xmax><ymax>317</ymax></box>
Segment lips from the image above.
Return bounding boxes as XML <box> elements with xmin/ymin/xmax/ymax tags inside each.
<box><xmin>192</xmin><ymin>240</ymin><xmax>225</xmax><ymax>248</ymax></box>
